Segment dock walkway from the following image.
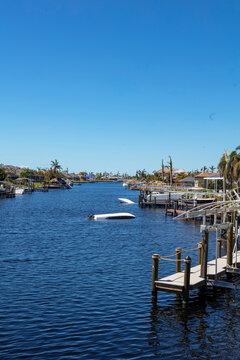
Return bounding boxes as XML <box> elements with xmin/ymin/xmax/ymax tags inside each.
<box><xmin>155</xmin><ymin>251</ymin><xmax>240</xmax><ymax>294</ymax></box>
<box><xmin>155</xmin><ymin>253</ymin><xmax>234</xmax><ymax>294</ymax></box>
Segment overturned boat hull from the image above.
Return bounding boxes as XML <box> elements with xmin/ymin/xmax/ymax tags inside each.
<box><xmin>118</xmin><ymin>198</ymin><xmax>135</xmax><ymax>204</ymax></box>
<box><xmin>89</xmin><ymin>212</ymin><xmax>136</xmax><ymax>220</ymax></box>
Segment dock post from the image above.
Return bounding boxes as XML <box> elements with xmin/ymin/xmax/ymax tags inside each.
<box><xmin>203</xmin><ymin>231</ymin><xmax>209</xmax><ymax>282</ymax></box>
<box><xmin>165</xmin><ymin>201</ymin><xmax>168</xmax><ymax>215</ymax></box>
<box><xmin>227</xmin><ymin>224</ymin><xmax>233</xmax><ymax>266</ymax></box>
<box><xmin>198</xmin><ymin>242</ymin><xmax>202</xmax><ymax>265</ymax></box>
<box><xmin>138</xmin><ymin>195</ymin><xmax>142</xmax><ymax>207</ymax></box>
<box><xmin>217</xmin><ymin>239</ymin><xmax>222</xmax><ymax>258</ymax></box>
<box><xmin>152</xmin><ymin>254</ymin><xmax>159</xmax><ymax>301</ymax></box>
<box><xmin>183</xmin><ymin>256</ymin><xmax>191</xmax><ymax>300</ymax></box>
<box><xmin>176</xmin><ymin>248</ymin><xmax>182</xmax><ymax>272</ymax></box>
<box><xmin>173</xmin><ymin>201</ymin><xmax>177</xmax><ymax>217</ymax></box>
<box><xmin>200</xmin><ymin>231</ymin><xmax>209</xmax><ymax>279</ymax></box>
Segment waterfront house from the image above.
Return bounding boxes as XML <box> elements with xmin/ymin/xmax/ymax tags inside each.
<box><xmin>179</xmin><ymin>176</ymin><xmax>195</xmax><ymax>188</ymax></box>
<box><xmin>154</xmin><ymin>167</ymin><xmax>188</xmax><ymax>182</ymax></box>
<box><xmin>194</xmin><ymin>173</ymin><xmax>217</xmax><ymax>189</ymax></box>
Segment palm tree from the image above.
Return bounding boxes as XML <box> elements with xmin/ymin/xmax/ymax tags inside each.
<box><xmin>225</xmin><ymin>150</ymin><xmax>240</xmax><ymax>190</ymax></box>
<box><xmin>233</xmin><ymin>146</ymin><xmax>240</xmax><ymax>193</ymax></box>
<box><xmin>218</xmin><ymin>151</ymin><xmax>229</xmax><ymax>198</ymax></box>
<box><xmin>168</xmin><ymin>155</ymin><xmax>173</xmax><ymax>186</ymax></box>
<box><xmin>202</xmin><ymin>166</ymin><xmax>208</xmax><ymax>173</ymax></box>
<box><xmin>162</xmin><ymin>159</ymin><xmax>165</xmax><ymax>180</ymax></box>
<box><xmin>50</xmin><ymin>160</ymin><xmax>62</xmax><ymax>174</ymax></box>
<box><xmin>209</xmin><ymin>165</ymin><xmax>215</xmax><ymax>173</ymax></box>
<box><xmin>234</xmin><ymin>162</ymin><xmax>240</xmax><ymax>193</ymax></box>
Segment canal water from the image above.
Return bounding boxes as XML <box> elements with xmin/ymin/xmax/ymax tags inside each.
<box><xmin>0</xmin><ymin>183</ymin><xmax>239</xmax><ymax>359</ymax></box>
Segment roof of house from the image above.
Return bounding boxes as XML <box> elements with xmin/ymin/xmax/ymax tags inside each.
<box><xmin>203</xmin><ymin>174</ymin><xmax>223</xmax><ymax>180</ymax></box>
<box><xmin>195</xmin><ymin>173</ymin><xmax>217</xmax><ymax>179</ymax></box>
<box><xmin>155</xmin><ymin>167</ymin><xmax>181</xmax><ymax>174</ymax></box>
<box><xmin>180</xmin><ymin>176</ymin><xmax>195</xmax><ymax>182</ymax></box>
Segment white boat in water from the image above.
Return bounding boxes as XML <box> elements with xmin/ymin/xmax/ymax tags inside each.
<box><xmin>15</xmin><ymin>188</ymin><xmax>25</xmax><ymax>195</ymax></box>
<box><xmin>118</xmin><ymin>198</ymin><xmax>135</xmax><ymax>204</ymax></box>
<box><xmin>88</xmin><ymin>212</ymin><xmax>136</xmax><ymax>220</ymax></box>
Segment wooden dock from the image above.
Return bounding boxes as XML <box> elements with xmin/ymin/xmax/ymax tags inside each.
<box><xmin>155</xmin><ymin>253</ymin><xmax>234</xmax><ymax>294</ymax></box>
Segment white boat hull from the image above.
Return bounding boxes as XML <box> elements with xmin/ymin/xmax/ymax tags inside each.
<box><xmin>118</xmin><ymin>198</ymin><xmax>135</xmax><ymax>204</ymax></box>
<box><xmin>89</xmin><ymin>212</ymin><xmax>135</xmax><ymax>220</ymax></box>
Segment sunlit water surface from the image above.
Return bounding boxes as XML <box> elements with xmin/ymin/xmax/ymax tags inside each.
<box><xmin>0</xmin><ymin>183</ymin><xmax>240</xmax><ymax>359</ymax></box>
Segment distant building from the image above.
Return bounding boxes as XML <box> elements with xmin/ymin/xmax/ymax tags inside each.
<box><xmin>154</xmin><ymin>167</ymin><xmax>187</xmax><ymax>179</ymax></box>
<box><xmin>194</xmin><ymin>173</ymin><xmax>217</xmax><ymax>188</ymax></box>
<box><xmin>180</xmin><ymin>176</ymin><xmax>195</xmax><ymax>188</ymax></box>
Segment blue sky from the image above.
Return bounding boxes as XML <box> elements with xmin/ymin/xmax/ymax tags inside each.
<box><xmin>0</xmin><ymin>0</ymin><xmax>239</xmax><ymax>174</ymax></box>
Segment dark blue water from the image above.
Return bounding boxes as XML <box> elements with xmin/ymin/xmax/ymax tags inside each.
<box><xmin>0</xmin><ymin>183</ymin><xmax>240</xmax><ymax>359</ymax></box>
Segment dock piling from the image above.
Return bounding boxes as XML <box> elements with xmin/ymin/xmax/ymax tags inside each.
<box><xmin>151</xmin><ymin>254</ymin><xmax>159</xmax><ymax>301</ymax></box>
<box><xmin>176</xmin><ymin>248</ymin><xmax>182</xmax><ymax>273</ymax></box>
<box><xmin>183</xmin><ymin>256</ymin><xmax>191</xmax><ymax>299</ymax></box>
<box><xmin>227</xmin><ymin>225</ymin><xmax>233</xmax><ymax>266</ymax></box>
<box><xmin>198</xmin><ymin>242</ymin><xmax>202</xmax><ymax>265</ymax></box>
<box><xmin>217</xmin><ymin>238</ymin><xmax>222</xmax><ymax>258</ymax></box>
<box><xmin>200</xmin><ymin>231</ymin><xmax>209</xmax><ymax>279</ymax></box>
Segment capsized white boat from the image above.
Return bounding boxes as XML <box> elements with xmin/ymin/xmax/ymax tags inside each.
<box><xmin>118</xmin><ymin>198</ymin><xmax>135</xmax><ymax>204</ymax></box>
<box><xmin>88</xmin><ymin>212</ymin><xmax>136</xmax><ymax>220</ymax></box>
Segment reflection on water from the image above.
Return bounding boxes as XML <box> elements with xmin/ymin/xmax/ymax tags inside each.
<box><xmin>0</xmin><ymin>183</ymin><xmax>240</xmax><ymax>359</ymax></box>
<box><xmin>149</xmin><ymin>289</ymin><xmax>240</xmax><ymax>359</ymax></box>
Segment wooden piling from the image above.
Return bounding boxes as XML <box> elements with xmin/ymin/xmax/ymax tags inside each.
<box><xmin>152</xmin><ymin>254</ymin><xmax>159</xmax><ymax>301</ymax></box>
<box><xmin>203</xmin><ymin>232</ymin><xmax>209</xmax><ymax>281</ymax></box>
<box><xmin>173</xmin><ymin>201</ymin><xmax>177</xmax><ymax>217</ymax></box>
<box><xmin>198</xmin><ymin>242</ymin><xmax>202</xmax><ymax>265</ymax></box>
<box><xmin>200</xmin><ymin>231</ymin><xmax>209</xmax><ymax>279</ymax></box>
<box><xmin>176</xmin><ymin>248</ymin><xmax>182</xmax><ymax>273</ymax></box>
<box><xmin>227</xmin><ymin>225</ymin><xmax>233</xmax><ymax>266</ymax></box>
<box><xmin>165</xmin><ymin>201</ymin><xmax>168</xmax><ymax>215</ymax></box>
<box><xmin>183</xmin><ymin>256</ymin><xmax>191</xmax><ymax>299</ymax></box>
<box><xmin>217</xmin><ymin>239</ymin><xmax>222</xmax><ymax>258</ymax></box>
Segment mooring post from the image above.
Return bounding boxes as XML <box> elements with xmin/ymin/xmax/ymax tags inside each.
<box><xmin>203</xmin><ymin>231</ymin><xmax>209</xmax><ymax>282</ymax></box>
<box><xmin>227</xmin><ymin>224</ymin><xmax>233</xmax><ymax>266</ymax></box>
<box><xmin>138</xmin><ymin>195</ymin><xmax>142</xmax><ymax>207</ymax></box>
<box><xmin>217</xmin><ymin>239</ymin><xmax>222</xmax><ymax>258</ymax></box>
<box><xmin>200</xmin><ymin>234</ymin><xmax>205</xmax><ymax>277</ymax></box>
<box><xmin>200</xmin><ymin>231</ymin><xmax>209</xmax><ymax>279</ymax></box>
<box><xmin>173</xmin><ymin>201</ymin><xmax>177</xmax><ymax>217</ymax></box>
<box><xmin>183</xmin><ymin>256</ymin><xmax>191</xmax><ymax>300</ymax></box>
<box><xmin>198</xmin><ymin>242</ymin><xmax>202</xmax><ymax>265</ymax></box>
<box><xmin>176</xmin><ymin>248</ymin><xmax>182</xmax><ymax>273</ymax></box>
<box><xmin>152</xmin><ymin>254</ymin><xmax>159</xmax><ymax>301</ymax></box>
<box><xmin>165</xmin><ymin>201</ymin><xmax>168</xmax><ymax>215</ymax></box>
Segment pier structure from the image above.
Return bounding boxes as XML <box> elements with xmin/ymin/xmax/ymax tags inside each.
<box><xmin>152</xmin><ymin>199</ymin><xmax>240</xmax><ymax>302</ymax></box>
<box><xmin>138</xmin><ymin>185</ymin><xmax>218</xmax><ymax>211</ymax></box>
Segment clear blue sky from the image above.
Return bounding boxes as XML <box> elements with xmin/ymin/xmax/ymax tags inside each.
<box><xmin>0</xmin><ymin>0</ymin><xmax>239</xmax><ymax>175</ymax></box>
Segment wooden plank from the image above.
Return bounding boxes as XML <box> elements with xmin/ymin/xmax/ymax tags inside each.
<box><xmin>155</xmin><ymin>264</ymin><xmax>205</xmax><ymax>290</ymax></box>
<box><xmin>155</xmin><ymin>251</ymin><xmax>240</xmax><ymax>294</ymax></box>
